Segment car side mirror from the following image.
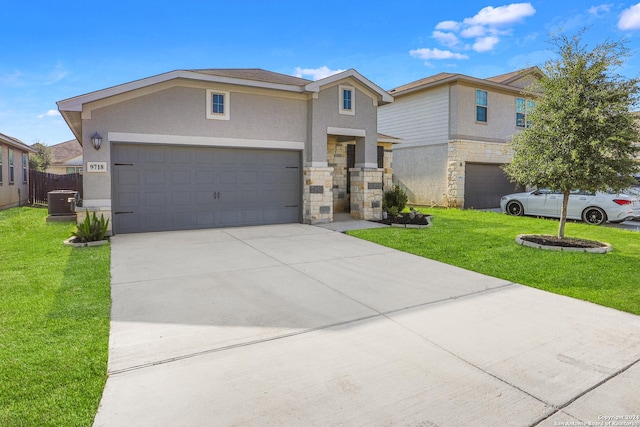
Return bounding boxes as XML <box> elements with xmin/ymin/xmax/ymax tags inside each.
<box><xmin>533</xmin><ymin>190</ymin><xmax>541</xmax><ymax>195</ymax></box>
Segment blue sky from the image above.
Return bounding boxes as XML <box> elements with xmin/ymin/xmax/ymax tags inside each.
<box><xmin>3</xmin><ymin>1</ymin><xmax>640</xmax><ymax>145</ymax></box>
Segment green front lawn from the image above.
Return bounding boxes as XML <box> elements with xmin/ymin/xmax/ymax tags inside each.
<box><xmin>0</xmin><ymin>207</ymin><xmax>110</xmax><ymax>427</ymax></box>
<box><xmin>349</xmin><ymin>208</ymin><xmax>640</xmax><ymax>315</ymax></box>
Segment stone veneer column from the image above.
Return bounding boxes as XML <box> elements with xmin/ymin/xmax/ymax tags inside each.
<box><xmin>303</xmin><ymin>166</ymin><xmax>334</xmax><ymax>224</ymax></box>
<box><xmin>349</xmin><ymin>168</ymin><xmax>383</xmax><ymax>220</ymax></box>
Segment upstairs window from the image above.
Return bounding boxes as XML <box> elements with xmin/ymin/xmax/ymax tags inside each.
<box><xmin>339</xmin><ymin>85</ymin><xmax>355</xmax><ymax>115</ymax></box>
<box><xmin>516</xmin><ymin>97</ymin><xmax>535</xmax><ymax>128</ymax></box>
<box><xmin>476</xmin><ymin>89</ymin><xmax>488</xmax><ymax>123</ymax></box>
<box><xmin>8</xmin><ymin>148</ymin><xmax>14</xmax><ymax>183</ymax></box>
<box><xmin>206</xmin><ymin>89</ymin><xmax>230</xmax><ymax>120</ymax></box>
<box><xmin>22</xmin><ymin>153</ymin><xmax>27</xmax><ymax>183</ymax></box>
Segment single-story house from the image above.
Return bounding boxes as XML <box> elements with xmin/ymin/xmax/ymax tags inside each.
<box><xmin>0</xmin><ymin>133</ymin><xmax>35</xmax><ymax>211</ymax></box>
<box><xmin>46</xmin><ymin>139</ymin><xmax>83</xmax><ymax>175</ymax></box>
<box><xmin>57</xmin><ymin>68</ymin><xmax>395</xmax><ymax>234</ymax></box>
<box><xmin>378</xmin><ymin>67</ymin><xmax>542</xmax><ymax>209</ymax></box>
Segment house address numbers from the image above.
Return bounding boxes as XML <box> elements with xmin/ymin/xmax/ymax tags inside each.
<box><xmin>87</xmin><ymin>162</ymin><xmax>107</xmax><ymax>173</ymax></box>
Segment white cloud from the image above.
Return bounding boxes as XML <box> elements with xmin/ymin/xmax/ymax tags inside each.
<box><xmin>588</xmin><ymin>4</ymin><xmax>612</xmax><ymax>16</ymax></box>
<box><xmin>37</xmin><ymin>110</ymin><xmax>60</xmax><ymax>119</ymax></box>
<box><xmin>411</xmin><ymin>2</ymin><xmax>536</xmax><ymax>65</ymax></box>
<box><xmin>464</xmin><ymin>3</ymin><xmax>535</xmax><ymax>26</ymax></box>
<box><xmin>409</xmin><ymin>48</ymin><xmax>469</xmax><ymax>60</ymax></box>
<box><xmin>432</xmin><ymin>31</ymin><xmax>459</xmax><ymax>47</ymax></box>
<box><xmin>619</xmin><ymin>3</ymin><xmax>640</xmax><ymax>30</ymax></box>
<box><xmin>435</xmin><ymin>20</ymin><xmax>460</xmax><ymax>31</ymax></box>
<box><xmin>461</xmin><ymin>25</ymin><xmax>486</xmax><ymax>38</ymax></box>
<box><xmin>473</xmin><ymin>36</ymin><xmax>500</xmax><ymax>52</ymax></box>
<box><xmin>294</xmin><ymin>66</ymin><xmax>345</xmax><ymax>80</ymax></box>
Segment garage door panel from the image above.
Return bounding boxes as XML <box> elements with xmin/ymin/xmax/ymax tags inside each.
<box><xmin>145</xmin><ymin>192</ymin><xmax>165</xmax><ymax>206</ymax></box>
<box><xmin>145</xmin><ymin>148</ymin><xmax>166</xmax><ymax>163</ymax></box>
<box><xmin>145</xmin><ymin>170</ymin><xmax>166</xmax><ymax>185</ymax></box>
<box><xmin>113</xmin><ymin>144</ymin><xmax>300</xmax><ymax>233</ymax></box>
<box><xmin>464</xmin><ymin>163</ymin><xmax>520</xmax><ymax>209</ymax></box>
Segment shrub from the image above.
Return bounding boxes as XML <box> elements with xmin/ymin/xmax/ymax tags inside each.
<box><xmin>383</xmin><ymin>185</ymin><xmax>408</xmax><ymax>213</ymax></box>
<box><xmin>72</xmin><ymin>210</ymin><xmax>109</xmax><ymax>242</ymax></box>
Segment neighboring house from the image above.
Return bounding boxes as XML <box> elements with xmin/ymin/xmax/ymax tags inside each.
<box><xmin>46</xmin><ymin>139</ymin><xmax>83</xmax><ymax>175</ymax></box>
<box><xmin>379</xmin><ymin>67</ymin><xmax>541</xmax><ymax>209</ymax></box>
<box><xmin>0</xmin><ymin>133</ymin><xmax>36</xmax><ymax>210</ymax></box>
<box><xmin>57</xmin><ymin>68</ymin><xmax>394</xmax><ymax>234</ymax></box>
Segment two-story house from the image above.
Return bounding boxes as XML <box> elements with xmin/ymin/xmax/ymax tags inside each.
<box><xmin>0</xmin><ymin>132</ymin><xmax>35</xmax><ymax>211</ymax></box>
<box><xmin>379</xmin><ymin>67</ymin><xmax>541</xmax><ymax>209</ymax></box>
<box><xmin>57</xmin><ymin>68</ymin><xmax>394</xmax><ymax>234</ymax></box>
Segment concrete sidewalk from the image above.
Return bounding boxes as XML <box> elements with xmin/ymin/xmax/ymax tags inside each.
<box><xmin>95</xmin><ymin>224</ymin><xmax>640</xmax><ymax>426</ymax></box>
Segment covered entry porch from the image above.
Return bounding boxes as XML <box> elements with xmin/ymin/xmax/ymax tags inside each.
<box><xmin>302</xmin><ymin>129</ymin><xmax>400</xmax><ymax>224</ymax></box>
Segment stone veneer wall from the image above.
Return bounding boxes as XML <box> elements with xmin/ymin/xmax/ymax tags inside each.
<box><xmin>303</xmin><ymin>166</ymin><xmax>334</xmax><ymax>224</ymax></box>
<box><xmin>327</xmin><ymin>137</ymin><xmax>350</xmax><ymax>213</ymax></box>
<box><xmin>446</xmin><ymin>140</ymin><xmax>515</xmax><ymax>207</ymax></box>
<box><xmin>350</xmin><ymin>168</ymin><xmax>383</xmax><ymax>220</ymax></box>
<box><xmin>380</xmin><ymin>142</ymin><xmax>393</xmax><ymax>190</ymax></box>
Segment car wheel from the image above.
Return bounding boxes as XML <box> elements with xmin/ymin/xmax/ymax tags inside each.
<box><xmin>506</xmin><ymin>201</ymin><xmax>524</xmax><ymax>216</ymax></box>
<box><xmin>582</xmin><ymin>207</ymin><xmax>607</xmax><ymax>225</ymax></box>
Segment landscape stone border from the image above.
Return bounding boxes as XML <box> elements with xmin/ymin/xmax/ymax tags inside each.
<box><xmin>515</xmin><ymin>234</ymin><xmax>612</xmax><ymax>254</ymax></box>
<box><xmin>63</xmin><ymin>237</ymin><xmax>109</xmax><ymax>248</ymax></box>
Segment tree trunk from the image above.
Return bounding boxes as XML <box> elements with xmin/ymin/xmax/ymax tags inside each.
<box><xmin>558</xmin><ymin>191</ymin><xmax>570</xmax><ymax>239</ymax></box>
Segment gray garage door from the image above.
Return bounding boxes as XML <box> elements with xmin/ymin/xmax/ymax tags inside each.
<box><xmin>464</xmin><ymin>163</ymin><xmax>520</xmax><ymax>209</ymax></box>
<box><xmin>112</xmin><ymin>144</ymin><xmax>300</xmax><ymax>234</ymax></box>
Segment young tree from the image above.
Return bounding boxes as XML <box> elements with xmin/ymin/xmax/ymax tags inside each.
<box><xmin>504</xmin><ymin>30</ymin><xmax>640</xmax><ymax>239</ymax></box>
<box><xmin>29</xmin><ymin>142</ymin><xmax>52</xmax><ymax>171</ymax></box>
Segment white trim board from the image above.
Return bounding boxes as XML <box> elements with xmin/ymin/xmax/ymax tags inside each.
<box><xmin>108</xmin><ymin>132</ymin><xmax>305</xmax><ymax>151</ymax></box>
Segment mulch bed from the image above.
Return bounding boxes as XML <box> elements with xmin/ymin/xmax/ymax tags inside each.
<box><xmin>376</xmin><ymin>212</ymin><xmax>432</xmax><ymax>226</ymax></box>
<box><xmin>519</xmin><ymin>234</ymin><xmax>608</xmax><ymax>249</ymax></box>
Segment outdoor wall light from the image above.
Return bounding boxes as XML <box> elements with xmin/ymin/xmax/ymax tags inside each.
<box><xmin>90</xmin><ymin>132</ymin><xmax>103</xmax><ymax>150</ymax></box>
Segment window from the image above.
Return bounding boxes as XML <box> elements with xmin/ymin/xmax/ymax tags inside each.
<box><xmin>516</xmin><ymin>97</ymin><xmax>535</xmax><ymax>128</ymax></box>
<box><xmin>476</xmin><ymin>89</ymin><xmax>488</xmax><ymax>122</ymax></box>
<box><xmin>206</xmin><ymin>89</ymin><xmax>230</xmax><ymax>120</ymax></box>
<box><xmin>22</xmin><ymin>153</ymin><xmax>27</xmax><ymax>183</ymax></box>
<box><xmin>339</xmin><ymin>85</ymin><xmax>355</xmax><ymax>115</ymax></box>
<box><xmin>0</xmin><ymin>146</ymin><xmax>3</xmax><ymax>184</ymax></box>
<box><xmin>66</xmin><ymin>166</ymin><xmax>82</xmax><ymax>174</ymax></box>
<box><xmin>8</xmin><ymin>149</ymin><xmax>14</xmax><ymax>183</ymax></box>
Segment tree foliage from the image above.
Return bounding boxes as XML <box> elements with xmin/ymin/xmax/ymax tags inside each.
<box><xmin>504</xmin><ymin>29</ymin><xmax>640</xmax><ymax>238</ymax></box>
<box><xmin>29</xmin><ymin>142</ymin><xmax>52</xmax><ymax>171</ymax></box>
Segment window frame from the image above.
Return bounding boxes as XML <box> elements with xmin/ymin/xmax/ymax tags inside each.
<box><xmin>339</xmin><ymin>85</ymin><xmax>355</xmax><ymax>116</ymax></box>
<box><xmin>475</xmin><ymin>89</ymin><xmax>488</xmax><ymax>123</ymax></box>
<box><xmin>516</xmin><ymin>97</ymin><xmax>535</xmax><ymax>128</ymax></box>
<box><xmin>206</xmin><ymin>89</ymin><xmax>230</xmax><ymax>120</ymax></box>
<box><xmin>8</xmin><ymin>148</ymin><xmax>14</xmax><ymax>184</ymax></box>
<box><xmin>22</xmin><ymin>153</ymin><xmax>27</xmax><ymax>183</ymax></box>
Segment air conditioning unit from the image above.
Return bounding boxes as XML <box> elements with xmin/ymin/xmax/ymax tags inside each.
<box><xmin>48</xmin><ymin>190</ymin><xmax>78</xmax><ymax>216</ymax></box>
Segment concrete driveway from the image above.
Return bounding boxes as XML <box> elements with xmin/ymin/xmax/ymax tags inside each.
<box><xmin>95</xmin><ymin>224</ymin><xmax>640</xmax><ymax>426</ymax></box>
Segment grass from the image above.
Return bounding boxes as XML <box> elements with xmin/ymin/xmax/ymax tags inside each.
<box><xmin>0</xmin><ymin>207</ymin><xmax>110</xmax><ymax>427</ymax></box>
<box><xmin>348</xmin><ymin>207</ymin><xmax>640</xmax><ymax>315</ymax></box>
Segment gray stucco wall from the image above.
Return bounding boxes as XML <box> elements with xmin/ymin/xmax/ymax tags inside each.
<box><xmin>392</xmin><ymin>144</ymin><xmax>448</xmax><ymax>205</ymax></box>
<box><xmin>82</xmin><ymin>83</ymin><xmax>309</xmax><ymax>202</ymax></box>
<box><xmin>89</xmin><ymin>85</ymin><xmax>308</xmax><ymax>142</ymax></box>
<box><xmin>307</xmin><ymin>83</ymin><xmax>378</xmax><ymax>165</ymax></box>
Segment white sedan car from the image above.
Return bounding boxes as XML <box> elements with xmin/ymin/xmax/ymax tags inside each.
<box><xmin>500</xmin><ymin>189</ymin><xmax>640</xmax><ymax>225</ymax></box>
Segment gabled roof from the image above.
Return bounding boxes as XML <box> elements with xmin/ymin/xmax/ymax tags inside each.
<box><xmin>189</xmin><ymin>68</ymin><xmax>312</xmax><ymax>86</ymax></box>
<box><xmin>388</xmin><ymin>67</ymin><xmax>542</xmax><ymax>97</ymax></box>
<box><xmin>485</xmin><ymin>66</ymin><xmax>543</xmax><ymax>85</ymax></box>
<box><xmin>0</xmin><ymin>133</ymin><xmax>36</xmax><ymax>153</ymax></box>
<box><xmin>57</xmin><ymin>67</ymin><xmax>393</xmax><ymax>141</ymax></box>
<box><xmin>47</xmin><ymin>139</ymin><xmax>82</xmax><ymax>165</ymax></box>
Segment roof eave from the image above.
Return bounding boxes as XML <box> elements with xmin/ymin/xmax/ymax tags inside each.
<box><xmin>390</xmin><ymin>74</ymin><xmax>532</xmax><ymax>97</ymax></box>
<box><xmin>305</xmin><ymin>69</ymin><xmax>394</xmax><ymax>104</ymax></box>
<box><xmin>57</xmin><ymin>70</ymin><xmax>307</xmax><ymax>114</ymax></box>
